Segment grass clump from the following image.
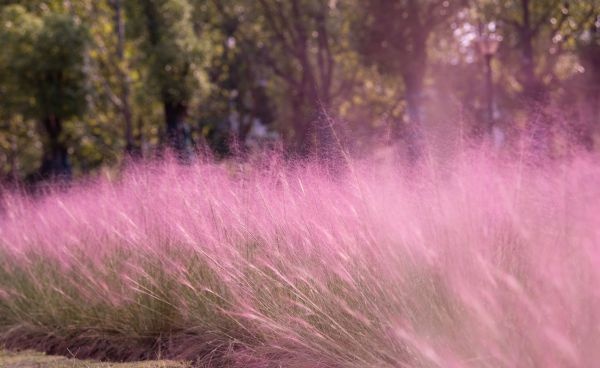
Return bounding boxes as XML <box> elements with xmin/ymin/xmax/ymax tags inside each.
<box><xmin>1</xmin><ymin>153</ymin><xmax>600</xmax><ymax>367</ymax></box>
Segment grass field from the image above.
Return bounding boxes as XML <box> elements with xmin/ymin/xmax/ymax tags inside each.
<box><xmin>1</xmin><ymin>151</ymin><xmax>599</xmax><ymax>367</ymax></box>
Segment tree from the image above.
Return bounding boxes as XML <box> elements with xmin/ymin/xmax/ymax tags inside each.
<box><xmin>355</xmin><ymin>0</ymin><xmax>467</xmax><ymax>159</ymax></box>
<box><xmin>576</xmin><ymin>10</ymin><xmax>600</xmax><ymax>146</ymax></box>
<box><xmin>192</xmin><ymin>0</ymin><xmax>276</xmax><ymax>156</ymax></box>
<box><xmin>481</xmin><ymin>0</ymin><xmax>596</xmax><ymax>101</ymax></box>
<box><xmin>240</xmin><ymin>0</ymin><xmax>343</xmax><ymax>156</ymax></box>
<box><xmin>0</xmin><ymin>5</ymin><xmax>87</xmax><ymax>179</ymax></box>
<box><xmin>485</xmin><ymin>0</ymin><xmax>561</xmax><ymax>102</ymax></box>
<box><xmin>127</xmin><ymin>0</ymin><xmax>206</xmax><ymax>159</ymax></box>
<box><xmin>109</xmin><ymin>0</ymin><xmax>135</xmax><ymax>155</ymax></box>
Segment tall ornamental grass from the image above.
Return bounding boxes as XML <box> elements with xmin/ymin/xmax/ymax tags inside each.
<box><xmin>1</xmin><ymin>151</ymin><xmax>599</xmax><ymax>367</ymax></box>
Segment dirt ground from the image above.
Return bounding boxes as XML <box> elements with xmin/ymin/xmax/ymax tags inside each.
<box><xmin>0</xmin><ymin>350</ymin><xmax>189</xmax><ymax>368</ymax></box>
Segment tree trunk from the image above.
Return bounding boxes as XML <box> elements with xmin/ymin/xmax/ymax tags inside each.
<box><xmin>111</xmin><ymin>0</ymin><xmax>135</xmax><ymax>155</ymax></box>
<box><xmin>582</xmin><ymin>23</ymin><xmax>600</xmax><ymax>149</ymax></box>
<box><xmin>164</xmin><ymin>101</ymin><xmax>192</xmax><ymax>159</ymax></box>
<box><xmin>484</xmin><ymin>53</ymin><xmax>495</xmax><ymax>136</ymax></box>
<box><xmin>296</xmin><ymin>60</ymin><xmax>336</xmax><ymax>160</ymax></box>
<box><xmin>39</xmin><ymin>115</ymin><xmax>71</xmax><ymax>179</ymax></box>
<box><xmin>8</xmin><ymin>129</ymin><xmax>18</xmax><ymax>182</ymax></box>
<box><xmin>402</xmin><ymin>66</ymin><xmax>425</xmax><ymax>162</ymax></box>
<box><xmin>583</xmin><ymin>61</ymin><xmax>600</xmax><ymax>150</ymax></box>
<box><xmin>290</xmin><ymin>91</ymin><xmax>332</xmax><ymax>160</ymax></box>
<box><xmin>520</xmin><ymin>0</ymin><xmax>543</xmax><ymax>102</ymax></box>
<box><xmin>398</xmin><ymin>23</ymin><xmax>428</xmax><ymax>162</ymax></box>
<box><xmin>521</xmin><ymin>34</ymin><xmax>539</xmax><ymax>100</ymax></box>
<box><xmin>290</xmin><ymin>96</ymin><xmax>312</xmax><ymax>157</ymax></box>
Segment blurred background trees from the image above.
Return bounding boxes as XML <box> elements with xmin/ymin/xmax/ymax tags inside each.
<box><xmin>0</xmin><ymin>0</ymin><xmax>599</xmax><ymax>181</ymax></box>
<box><xmin>127</xmin><ymin>0</ymin><xmax>207</xmax><ymax>159</ymax></box>
<box><xmin>356</xmin><ymin>0</ymin><xmax>469</xmax><ymax>159</ymax></box>
<box><xmin>0</xmin><ymin>3</ymin><xmax>87</xmax><ymax>179</ymax></box>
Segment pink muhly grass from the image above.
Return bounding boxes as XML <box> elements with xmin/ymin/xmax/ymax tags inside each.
<box><xmin>0</xmin><ymin>150</ymin><xmax>599</xmax><ymax>367</ymax></box>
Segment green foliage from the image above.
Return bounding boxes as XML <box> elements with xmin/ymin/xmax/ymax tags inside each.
<box><xmin>0</xmin><ymin>5</ymin><xmax>41</xmax><ymax>114</ymax></box>
<box><xmin>0</xmin><ymin>5</ymin><xmax>88</xmax><ymax>121</ymax></box>
<box><xmin>127</xmin><ymin>0</ymin><xmax>206</xmax><ymax>107</ymax></box>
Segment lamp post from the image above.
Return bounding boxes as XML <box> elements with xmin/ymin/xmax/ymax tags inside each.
<box><xmin>476</xmin><ymin>33</ymin><xmax>501</xmax><ymax>137</ymax></box>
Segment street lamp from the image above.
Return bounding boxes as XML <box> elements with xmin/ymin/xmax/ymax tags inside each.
<box><xmin>476</xmin><ymin>33</ymin><xmax>501</xmax><ymax>137</ymax></box>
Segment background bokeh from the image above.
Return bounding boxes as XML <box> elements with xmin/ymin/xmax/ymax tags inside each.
<box><xmin>0</xmin><ymin>0</ymin><xmax>599</xmax><ymax>181</ymax></box>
